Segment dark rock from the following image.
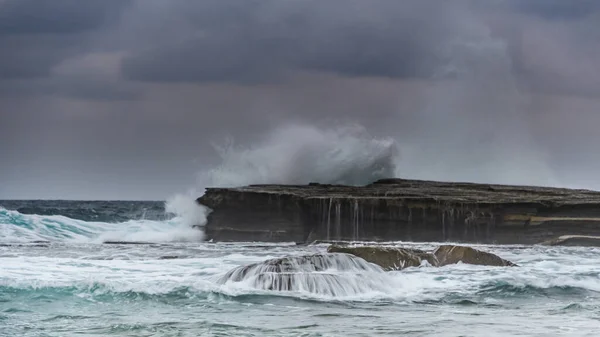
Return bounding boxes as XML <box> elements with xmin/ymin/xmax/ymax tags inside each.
<box><xmin>159</xmin><ymin>256</ymin><xmax>181</xmax><ymax>260</ymax></box>
<box><xmin>102</xmin><ymin>241</ymin><xmax>155</xmax><ymax>245</ymax></box>
<box><xmin>539</xmin><ymin>235</ymin><xmax>600</xmax><ymax>247</ymax></box>
<box><xmin>198</xmin><ymin>178</ymin><xmax>600</xmax><ymax>243</ymax></box>
<box><xmin>328</xmin><ymin>244</ymin><xmax>515</xmax><ymax>269</ymax></box>
<box><xmin>327</xmin><ymin>245</ymin><xmax>438</xmax><ymax>270</ymax></box>
<box><xmin>433</xmin><ymin>245</ymin><xmax>516</xmax><ymax>267</ymax></box>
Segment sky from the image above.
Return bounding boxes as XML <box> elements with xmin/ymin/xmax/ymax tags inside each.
<box><xmin>1</xmin><ymin>0</ymin><xmax>600</xmax><ymax>200</ymax></box>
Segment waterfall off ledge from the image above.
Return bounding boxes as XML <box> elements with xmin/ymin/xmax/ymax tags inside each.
<box><xmin>196</xmin><ymin>178</ymin><xmax>600</xmax><ymax>245</ymax></box>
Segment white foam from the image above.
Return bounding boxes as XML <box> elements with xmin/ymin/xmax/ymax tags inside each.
<box><xmin>1</xmin><ymin>243</ymin><xmax>600</xmax><ymax>303</ymax></box>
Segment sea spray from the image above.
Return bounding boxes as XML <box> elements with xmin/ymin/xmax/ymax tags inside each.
<box><xmin>163</xmin><ymin>123</ymin><xmax>400</xmax><ymax>235</ymax></box>
<box><xmin>164</xmin><ymin>193</ymin><xmax>209</xmax><ymax>228</ymax></box>
<box><xmin>200</xmin><ymin>123</ymin><xmax>399</xmax><ymax>188</ymax></box>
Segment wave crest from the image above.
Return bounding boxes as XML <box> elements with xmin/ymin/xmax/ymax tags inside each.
<box><xmin>0</xmin><ymin>208</ymin><xmax>204</xmax><ymax>243</ymax></box>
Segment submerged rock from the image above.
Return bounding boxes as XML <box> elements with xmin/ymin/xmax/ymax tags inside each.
<box><xmin>433</xmin><ymin>245</ymin><xmax>516</xmax><ymax>267</ymax></box>
<box><xmin>539</xmin><ymin>235</ymin><xmax>600</xmax><ymax>247</ymax></box>
<box><xmin>218</xmin><ymin>253</ymin><xmax>386</xmax><ymax>296</ymax></box>
<box><xmin>327</xmin><ymin>245</ymin><xmax>438</xmax><ymax>270</ymax></box>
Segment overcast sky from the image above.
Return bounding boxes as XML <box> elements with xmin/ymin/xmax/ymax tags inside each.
<box><xmin>1</xmin><ymin>0</ymin><xmax>600</xmax><ymax>200</ymax></box>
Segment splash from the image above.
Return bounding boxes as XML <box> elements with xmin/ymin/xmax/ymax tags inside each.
<box><xmin>218</xmin><ymin>253</ymin><xmax>395</xmax><ymax>297</ymax></box>
<box><xmin>163</xmin><ymin>123</ymin><xmax>399</xmax><ymax>233</ymax></box>
<box><xmin>164</xmin><ymin>193</ymin><xmax>209</xmax><ymax>228</ymax></box>
<box><xmin>200</xmin><ymin>123</ymin><xmax>399</xmax><ymax>188</ymax></box>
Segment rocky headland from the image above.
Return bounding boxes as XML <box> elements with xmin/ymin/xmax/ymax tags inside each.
<box><xmin>197</xmin><ymin>178</ymin><xmax>600</xmax><ymax>246</ymax></box>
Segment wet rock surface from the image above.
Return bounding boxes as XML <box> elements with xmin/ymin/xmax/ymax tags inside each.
<box><xmin>218</xmin><ymin>253</ymin><xmax>385</xmax><ymax>294</ymax></box>
<box><xmin>198</xmin><ymin>178</ymin><xmax>600</xmax><ymax>244</ymax></box>
<box><xmin>539</xmin><ymin>235</ymin><xmax>600</xmax><ymax>247</ymax></box>
<box><xmin>327</xmin><ymin>245</ymin><xmax>437</xmax><ymax>270</ymax></box>
<box><xmin>328</xmin><ymin>245</ymin><xmax>515</xmax><ymax>269</ymax></box>
<box><xmin>220</xmin><ymin>246</ymin><xmax>515</xmax><ymax>294</ymax></box>
<box><xmin>433</xmin><ymin>245</ymin><xmax>516</xmax><ymax>267</ymax></box>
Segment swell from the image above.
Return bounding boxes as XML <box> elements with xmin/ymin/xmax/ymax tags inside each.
<box><xmin>1</xmin><ymin>279</ymin><xmax>597</xmax><ymax>304</ymax></box>
<box><xmin>0</xmin><ymin>200</ymin><xmax>166</xmax><ymax>222</ymax></box>
<box><xmin>0</xmin><ymin>208</ymin><xmax>204</xmax><ymax>243</ymax></box>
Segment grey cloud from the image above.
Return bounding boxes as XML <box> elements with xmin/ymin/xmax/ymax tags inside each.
<box><xmin>121</xmin><ymin>1</ymin><xmax>461</xmax><ymax>84</ymax></box>
<box><xmin>0</xmin><ymin>0</ymin><xmax>131</xmax><ymax>80</ymax></box>
<box><xmin>510</xmin><ymin>0</ymin><xmax>600</xmax><ymax>20</ymax></box>
<box><xmin>0</xmin><ymin>78</ymin><xmax>139</xmax><ymax>101</ymax></box>
<box><xmin>0</xmin><ymin>0</ymin><xmax>131</xmax><ymax>35</ymax></box>
<box><xmin>119</xmin><ymin>0</ymin><xmax>600</xmax><ymax>98</ymax></box>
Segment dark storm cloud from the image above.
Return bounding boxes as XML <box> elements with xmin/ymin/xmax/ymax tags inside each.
<box><xmin>510</xmin><ymin>0</ymin><xmax>600</xmax><ymax>20</ymax></box>
<box><xmin>0</xmin><ymin>0</ymin><xmax>129</xmax><ymax>35</ymax></box>
<box><xmin>118</xmin><ymin>0</ymin><xmax>600</xmax><ymax>97</ymax></box>
<box><xmin>121</xmin><ymin>1</ymin><xmax>460</xmax><ymax>84</ymax></box>
<box><xmin>0</xmin><ymin>0</ymin><xmax>131</xmax><ymax>80</ymax></box>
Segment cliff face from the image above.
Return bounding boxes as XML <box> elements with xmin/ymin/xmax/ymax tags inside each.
<box><xmin>197</xmin><ymin>178</ymin><xmax>600</xmax><ymax>244</ymax></box>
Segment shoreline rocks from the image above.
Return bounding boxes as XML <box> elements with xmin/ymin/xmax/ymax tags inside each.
<box><xmin>433</xmin><ymin>245</ymin><xmax>516</xmax><ymax>267</ymax></box>
<box><xmin>327</xmin><ymin>245</ymin><xmax>438</xmax><ymax>270</ymax></box>
<box><xmin>328</xmin><ymin>244</ymin><xmax>516</xmax><ymax>269</ymax></box>
<box><xmin>539</xmin><ymin>235</ymin><xmax>600</xmax><ymax>247</ymax></box>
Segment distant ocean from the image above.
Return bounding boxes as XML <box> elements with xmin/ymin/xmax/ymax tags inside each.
<box><xmin>1</xmin><ymin>200</ymin><xmax>599</xmax><ymax>337</ymax></box>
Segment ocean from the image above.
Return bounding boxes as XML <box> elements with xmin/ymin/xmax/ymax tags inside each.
<box><xmin>1</xmin><ymin>200</ymin><xmax>599</xmax><ymax>336</ymax></box>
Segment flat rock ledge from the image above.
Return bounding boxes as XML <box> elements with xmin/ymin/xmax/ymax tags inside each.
<box><xmin>197</xmin><ymin>178</ymin><xmax>600</xmax><ymax>245</ymax></box>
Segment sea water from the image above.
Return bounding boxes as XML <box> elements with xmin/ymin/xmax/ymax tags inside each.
<box><xmin>1</xmin><ymin>201</ymin><xmax>599</xmax><ymax>337</ymax></box>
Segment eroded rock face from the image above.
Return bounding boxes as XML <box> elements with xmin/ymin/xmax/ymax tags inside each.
<box><xmin>199</xmin><ymin>178</ymin><xmax>600</xmax><ymax>244</ymax></box>
<box><xmin>433</xmin><ymin>245</ymin><xmax>516</xmax><ymax>267</ymax></box>
<box><xmin>327</xmin><ymin>245</ymin><xmax>438</xmax><ymax>270</ymax></box>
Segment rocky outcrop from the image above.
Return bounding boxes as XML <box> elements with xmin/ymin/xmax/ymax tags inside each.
<box><xmin>218</xmin><ymin>253</ymin><xmax>385</xmax><ymax>295</ymax></box>
<box><xmin>219</xmin><ymin>253</ymin><xmax>382</xmax><ymax>283</ymax></box>
<box><xmin>197</xmin><ymin>178</ymin><xmax>600</xmax><ymax>244</ymax></box>
<box><xmin>327</xmin><ymin>245</ymin><xmax>437</xmax><ymax>270</ymax></box>
<box><xmin>539</xmin><ymin>235</ymin><xmax>600</xmax><ymax>247</ymax></box>
<box><xmin>328</xmin><ymin>245</ymin><xmax>515</xmax><ymax>269</ymax></box>
<box><xmin>433</xmin><ymin>245</ymin><xmax>516</xmax><ymax>267</ymax></box>
<box><xmin>220</xmin><ymin>246</ymin><xmax>514</xmax><ymax>295</ymax></box>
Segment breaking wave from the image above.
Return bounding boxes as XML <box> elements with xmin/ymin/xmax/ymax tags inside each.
<box><xmin>0</xmin><ymin>207</ymin><xmax>204</xmax><ymax>244</ymax></box>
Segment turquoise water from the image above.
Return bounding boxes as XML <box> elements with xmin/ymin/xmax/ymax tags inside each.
<box><xmin>1</xmin><ymin>205</ymin><xmax>600</xmax><ymax>336</ymax></box>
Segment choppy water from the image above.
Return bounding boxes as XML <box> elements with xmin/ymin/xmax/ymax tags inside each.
<box><xmin>1</xmin><ymin>201</ymin><xmax>599</xmax><ymax>336</ymax></box>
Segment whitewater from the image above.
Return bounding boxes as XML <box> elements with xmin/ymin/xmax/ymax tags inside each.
<box><xmin>1</xmin><ymin>125</ymin><xmax>599</xmax><ymax>336</ymax></box>
<box><xmin>1</xmin><ymin>203</ymin><xmax>600</xmax><ymax>337</ymax></box>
